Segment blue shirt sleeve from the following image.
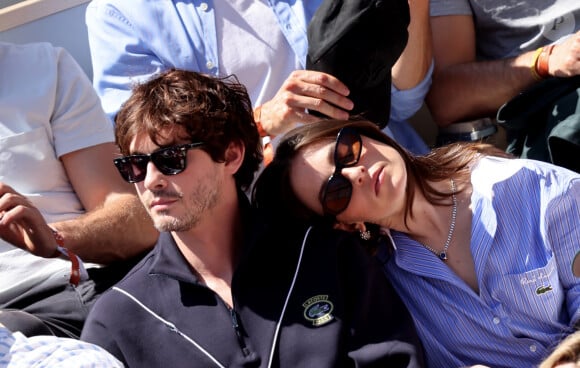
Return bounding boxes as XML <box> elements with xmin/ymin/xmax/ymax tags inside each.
<box><xmin>85</xmin><ymin>0</ymin><xmax>213</xmax><ymax>124</ymax></box>
<box><xmin>389</xmin><ymin>60</ymin><xmax>433</xmax><ymax>123</ymax></box>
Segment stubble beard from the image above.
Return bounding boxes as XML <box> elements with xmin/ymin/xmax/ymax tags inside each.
<box><xmin>154</xmin><ymin>176</ymin><xmax>221</xmax><ymax>233</ymax></box>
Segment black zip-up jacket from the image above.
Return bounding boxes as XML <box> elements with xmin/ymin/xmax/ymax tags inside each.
<box><xmin>81</xmin><ymin>202</ymin><xmax>423</xmax><ymax>367</ymax></box>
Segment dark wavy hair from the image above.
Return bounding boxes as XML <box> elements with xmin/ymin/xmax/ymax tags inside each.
<box><xmin>253</xmin><ymin>119</ymin><xmax>510</xmax><ymax>230</ymax></box>
<box><xmin>115</xmin><ymin>69</ymin><xmax>262</xmax><ymax>191</ymax></box>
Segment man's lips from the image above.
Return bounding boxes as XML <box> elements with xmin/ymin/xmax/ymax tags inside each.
<box><xmin>150</xmin><ymin>197</ymin><xmax>178</xmax><ymax>209</ymax></box>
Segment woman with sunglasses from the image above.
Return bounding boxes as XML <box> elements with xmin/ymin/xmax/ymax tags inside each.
<box><xmin>252</xmin><ymin>119</ymin><xmax>580</xmax><ymax>368</ymax></box>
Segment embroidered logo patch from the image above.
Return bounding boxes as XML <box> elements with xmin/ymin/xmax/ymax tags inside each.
<box><xmin>536</xmin><ymin>285</ymin><xmax>553</xmax><ymax>295</ymax></box>
<box><xmin>303</xmin><ymin>295</ymin><xmax>334</xmax><ymax>326</ymax></box>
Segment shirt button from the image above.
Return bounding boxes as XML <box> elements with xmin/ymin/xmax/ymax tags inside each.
<box><xmin>492</xmin><ymin>317</ymin><xmax>500</xmax><ymax>324</ymax></box>
<box><xmin>530</xmin><ymin>345</ymin><xmax>537</xmax><ymax>352</ymax></box>
<box><xmin>206</xmin><ymin>61</ymin><xmax>214</xmax><ymax>69</ymax></box>
<box><xmin>200</xmin><ymin>3</ymin><xmax>209</xmax><ymax>11</ymax></box>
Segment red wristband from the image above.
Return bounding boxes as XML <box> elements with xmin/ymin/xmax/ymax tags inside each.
<box><xmin>50</xmin><ymin>228</ymin><xmax>81</xmax><ymax>286</ymax></box>
<box><xmin>536</xmin><ymin>44</ymin><xmax>555</xmax><ymax>79</ymax></box>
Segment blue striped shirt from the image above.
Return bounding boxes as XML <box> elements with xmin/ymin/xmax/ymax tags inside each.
<box><xmin>380</xmin><ymin>157</ymin><xmax>580</xmax><ymax>368</ymax></box>
<box><xmin>0</xmin><ymin>325</ymin><xmax>123</xmax><ymax>367</ymax></box>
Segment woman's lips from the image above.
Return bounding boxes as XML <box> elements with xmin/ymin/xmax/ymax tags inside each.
<box><xmin>375</xmin><ymin>166</ymin><xmax>385</xmax><ymax>196</ymax></box>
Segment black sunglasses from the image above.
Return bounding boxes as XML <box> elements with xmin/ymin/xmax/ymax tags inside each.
<box><xmin>320</xmin><ymin>127</ymin><xmax>362</xmax><ymax>216</ymax></box>
<box><xmin>113</xmin><ymin>142</ymin><xmax>204</xmax><ymax>183</ymax></box>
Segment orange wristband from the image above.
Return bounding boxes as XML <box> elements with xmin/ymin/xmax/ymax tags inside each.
<box><xmin>536</xmin><ymin>44</ymin><xmax>555</xmax><ymax>79</ymax></box>
<box><xmin>253</xmin><ymin>105</ymin><xmax>274</xmax><ymax>166</ymax></box>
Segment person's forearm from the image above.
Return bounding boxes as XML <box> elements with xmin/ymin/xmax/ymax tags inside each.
<box><xmin>427</xmin><ymin>50</ymin><xmax>539</xmax><ymax>126</ymax></box>
<box><xmin>392</xmin><ymin>0</ymin><xmax>432</xmax><ymax>90</ymax></box>
<box><xmin>51</xmin><ymin>193</ymin><xmax>158</xmax><ymax>264</ymax></box>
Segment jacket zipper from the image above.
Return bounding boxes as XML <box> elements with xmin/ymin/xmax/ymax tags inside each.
<box><xmin>230</xmin><ymin>307</ymin><xmax>250</xmax><ymax>357</ymax></box>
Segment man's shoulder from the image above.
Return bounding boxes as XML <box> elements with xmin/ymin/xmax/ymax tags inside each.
<box><xmin>90</xmin><ymin>251</ymin><xmax>157</xmax><ymax>314</ymax></box>
<box><xmin>0</xmin><ymin>41</ymin><xmax>61</xmax><ymax>73</ymax></box>
<box><xmin>0</xmin><ymin>41</ymin><xmax>56</xmax><ymax>55</ymax></box>
<box><xmin>113</xmin><ymin>250</ymin><xmax>157</xmax><ymax>289</ymax></box>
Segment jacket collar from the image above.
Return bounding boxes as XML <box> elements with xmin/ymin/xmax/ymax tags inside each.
<box><xmin>147</xmin><ymin>191</ymin><xmax>256</xmax><ymax>284</ymax></box>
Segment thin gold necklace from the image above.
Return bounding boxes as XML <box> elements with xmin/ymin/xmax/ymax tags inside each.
<box><xmin>419</xmin><ymin>179</ymin><xmax>457</xmax><ymax>261</ymax></box>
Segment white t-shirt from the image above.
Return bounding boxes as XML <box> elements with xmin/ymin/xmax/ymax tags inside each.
<box><xmin>0</xmin><ymin>42</ymin><xmax>114</xmax><ymax>302</ymax></box>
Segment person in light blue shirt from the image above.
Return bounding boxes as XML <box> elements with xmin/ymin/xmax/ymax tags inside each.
<box><xmin>0</xmin><ymin>322</ymin><xmax>124</xmax><ymax>367</ymax></box>
<box><xmin>85</xmin><ymin>0</ymin><xmax>432</xmax><ymax>155</ymax></box>
<box><xmin>251</xmin><ymin>119</ymin><xmax>580</xmax><ymax>368</ymax></box>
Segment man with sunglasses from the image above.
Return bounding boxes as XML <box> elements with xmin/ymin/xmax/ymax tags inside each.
<box><xmin>81</xmin><ymin>68</ymin><xmax>424</xmax><ymax>368</ymax></box>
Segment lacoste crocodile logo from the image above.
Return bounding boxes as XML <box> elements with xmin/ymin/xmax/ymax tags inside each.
<box><xmin>303</xmin><ymin>295</ymin><xmax>334</xmax><ymax>326</ymax></box>
<box><xmin>536</xmin><ymin>285</ymin><xmax>553</xmax><ymax>295</ymax></box>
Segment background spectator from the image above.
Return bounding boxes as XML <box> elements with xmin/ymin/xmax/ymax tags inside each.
<box><xmin>0</xmin><ymin>41</ymin><xmax>158</xmax><ymax>338</ymax></box>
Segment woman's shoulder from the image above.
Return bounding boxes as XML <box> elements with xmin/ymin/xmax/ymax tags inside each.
<box><xmin>471</xmin><ymin>156</ymin><xmax>579</xmax><ymax>200</ymax></box>
<box><xmin>474</xmin><ymin>156</ymin><xmax>578</xmax><ymax>180</ymax></box>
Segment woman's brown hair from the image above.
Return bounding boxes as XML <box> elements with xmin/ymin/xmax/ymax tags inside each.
<box><xmin>252</xmin><ymin>119</ymin><xmax>509</xmax><ymax>229</ymax></box>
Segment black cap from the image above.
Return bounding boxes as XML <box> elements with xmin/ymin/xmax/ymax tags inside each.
<box><xmin>306</xmin><ymin>0</ymin><xmax>410</xmax><ymax>128</ymax></box>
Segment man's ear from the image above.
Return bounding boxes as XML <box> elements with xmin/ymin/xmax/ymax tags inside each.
<box><xmin>224</xmin><ymin>140</ymin><xmax>245</xmax><ymax>174</ymax></box>
<box><xmin>333</xmin><ymin>222</ymin><xmax>366</xmax><ymax>233</ymax></box>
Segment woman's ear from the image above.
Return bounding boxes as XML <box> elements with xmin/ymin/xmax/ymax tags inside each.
<box><xmin>334</xmin><ymin>222</ymin><xmax>371</xmax><ymax>241</ymax></box>
<box><xmin>333</xmin><ymin>222</ymin><xmax>366</xmax><ymax>233</ymax></box>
